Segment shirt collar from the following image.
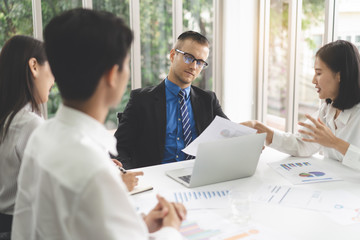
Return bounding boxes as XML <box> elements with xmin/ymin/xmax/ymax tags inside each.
<box><xmin>324</xmin><ymin>104</ymin><xmax>336</xmax><ymax>124</ymax></box>
<box><xmin>165</xmin><ymin>77</ymin><xmax>191</xmax><ymax>99</ymax></box>
<box><xmin>324</xmin><ymin>102</ymin><xmax>359</xmax><ymax>126</ymax></box>
<box><xmin>336</xmin><ymin>103</ymin><xmax>360</xmax><ymax>125</ymax></box>
<box><xmin>24</xmin><ymin>102</ymin><xmax>42</xmax><ymax>117</ymax></box>
<box><xmin>55</xmin><ymin>104</ymin><xmax>117</xmax><ymax>156</ymax></box>
<box><xmin>24</xmin><ymin>102</ymin><xmax>33</xmax><ymax>112</ymax></box>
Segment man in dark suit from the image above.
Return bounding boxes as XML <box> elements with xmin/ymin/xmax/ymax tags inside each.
<box><xmin>115</xmin><ymin>31</ymin><xmax>227</xmax><ymax>169</ymax></box>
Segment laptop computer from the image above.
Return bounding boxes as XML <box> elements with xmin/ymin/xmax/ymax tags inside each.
<box><xmin>165</xmin><ymin>133</ymin><xmax>266</xmax><ymax>188</ymax></box>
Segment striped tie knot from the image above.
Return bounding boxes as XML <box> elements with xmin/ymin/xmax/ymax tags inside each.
<box><xmin>178</xmin><ymin>89</ymin><xmax>186</xmax><ymax>100</ymax></box>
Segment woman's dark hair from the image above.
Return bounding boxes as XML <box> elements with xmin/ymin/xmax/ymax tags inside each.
<box><xmin>316</xmin><ymin>40</ymin><xmax>360</xmax><ymax>110</ymax></box>
<box><xmin>44</xmin><ymin>8</ymin><xmax>133</xmax><ymax>101</ymax></box>
<box><xmin>0</xmin><ymin>35</ymin><xmax>47</xmax><ymax>142</ymax></box>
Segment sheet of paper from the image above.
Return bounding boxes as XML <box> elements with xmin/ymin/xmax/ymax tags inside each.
<box><xmin>133</xmin><ymin>189</ymin><xmax>231</xmax><ymax>214</ymax></box>
<box><xmin>182</xmin><ymin>116</ymin><xmax>256</xmax><ymax>156</ymax></box>
<box><xmin>253</xmin><ymin>184</ymin><xmax>360</xmax><ymax>225</ymax></box>
<box><xmin>165</xmin><ymin>190</ymin><xmax>230</xmax><ymax>209</ymax></box>
<box><xmin>131</xmin><ymin>193</ymin><xmax>157</xmax><ymax>214</ymax></box>
<box><xmin>252</xmin><ymin>184</ymin><xmax>330</xmax><ymax>211</ymax></box>
<box><xmin>179</xmin><ymin>210</ymin><xmax>295</xmax><ymax>240</ymax></box>
<box><xmin>268</xmin><ymin>159</ymin><xmax>342</xmax><ymax>184</ymax></box>
<box><xmin>322</xmin><ymin>191</ymin><xmax>360</xmax><ymax>225</ymax></box>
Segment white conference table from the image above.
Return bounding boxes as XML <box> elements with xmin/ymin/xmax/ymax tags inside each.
<box><xmin>130</xmin><ymin>147</ymin><xmax>360</xmax><ymax>240</ymax></box>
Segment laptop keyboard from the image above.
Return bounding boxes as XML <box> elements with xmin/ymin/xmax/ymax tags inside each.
<box><xmin>179</xmin><ymin>175</ymin><xmax>192</xmax><ymax>183</ymax></box>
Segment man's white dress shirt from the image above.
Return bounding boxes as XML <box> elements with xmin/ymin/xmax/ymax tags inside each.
<box><xmin>0</xmin><ymin>104</ymin><xmax>43</xmax><ymax>215</ymax></box>
<box><xmin>12</xmin><ymin>105</ymin><xmax>182</xmax><ymax>240</ymax></box>
<box><xmin>270</xmin><ymin>102</ymin><xmax>360</xmax><ymax>170</ymax></box>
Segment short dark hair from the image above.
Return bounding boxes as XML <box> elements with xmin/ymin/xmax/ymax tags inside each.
<box><xmin>0</xmin><ymin>35</ymin><xmax>47</xmax><ymax>142</ymax></box>
<box><xmin>316</xmin><ymin>40</ymin><xmax>360</xmax><ymax>110</ymax></box>
<box><xmin>44</xmin><ymin>8</ymin><xmax>133</xmax><ymax>101</ymax></box>
<box><xmin>175</xmin><ymin>31</ymin><xmax>209</xmax><ymax>49</ymax></box>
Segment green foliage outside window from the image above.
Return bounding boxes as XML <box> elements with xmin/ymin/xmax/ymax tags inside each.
<box><xmin>302</xmin><ymin>0</ymin><xmax>325</xmax><ymax>49</ymax></box>
<box><xmin>93</xmin><ymin>0</ymin><xmax>130</xmax><ymax>25</ymax></box>
<box><xmin>140</xmin><ymin>0</ymin><xmax>173</xmax><ymax>88</ymax></box>
<box><xmin>0</xmin><ymin>0</ymin><xmax>32</xmax><ymax>49</ymax></box>
<box><xmin>183</xmin><ymin>0</ymin><xmax>213</xmax><ymax>91</ymax></box>
<box><xmin>267</xmin><ymin>0</ymin><xmax>324</xmax><ymax>118</ymax></box>
<box><xmin>93</xmin><ymin>0</ymin><xmax>130</xmax><ymax>128</ymax></box>
<box><xmin>41</xmin><ymin>0</ymin><xmax>82</xmax><ymax>27</ymax></box>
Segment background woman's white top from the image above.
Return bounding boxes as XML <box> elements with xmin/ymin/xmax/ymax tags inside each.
<box><xmin>0</xmin><ymin>104</ymin><xmax>43</xmax><ymax>214</ymax></box>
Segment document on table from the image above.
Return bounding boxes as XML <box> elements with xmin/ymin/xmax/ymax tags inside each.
<box><xmin>253</xmin><ymin>184</ymin><xmax>360</xmax><ymax>225</ymax></box>
<box><xmin>268</xmin><ymin>159</ymin><xmax>342</xmax><ymax>184</ymax></box>
<box><xmin>166</xmin><ymin>189</ymin><xmax>230</xmax><ymax>209</ymax></box>
<box><xmin>132</xmin><ymin>189</ymin><xmax>230</xmax><ymax>214</ymax></box>
<box><xmin>180</xmin><ymin>209</ymin><xmax>296</xmax><ymax>240</ymax></box>
<box><xmin>322</xmin><ymin>191</ymin><xmax>360</xmax><ymax>225</ymax></box>
<box><xmin>182</xmin><ymin>116</ymin><xmax>256</xmax><ymax>156</ymax></box>
<box><xmin>252</xmin><ymin>184</ymin><xmax>329</xmax><ymax>210</ymax></box>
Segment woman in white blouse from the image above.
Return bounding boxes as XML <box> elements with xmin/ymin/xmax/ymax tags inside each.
<box><xmin>0</xmin><ymin>35</ymin><xmax>54</xmax><ymax>232</ymax></box>
<box><xmin>243</xmin><ymin>40</ymin><xmax>360</xmax><ymax>171</ymax></box>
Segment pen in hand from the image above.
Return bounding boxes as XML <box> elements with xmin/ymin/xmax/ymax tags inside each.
<box><xmin>118</xmin><ymin>166</ymin><xmax>127</xmax><ymax>174</ymax></box>
<box><xmin>112</xmin><ymin>159</ymin><xmax>126</xmax><ymax>174</ymax></box>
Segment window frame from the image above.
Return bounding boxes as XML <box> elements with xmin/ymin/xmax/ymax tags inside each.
<box><xmin>257</xmin><ymin>0</ymin><xmax>336</xmax><ymax>133</ymax></box>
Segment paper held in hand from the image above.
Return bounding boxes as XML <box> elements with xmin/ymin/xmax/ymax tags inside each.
<box><xmin>182</xmin><ymin>116</ymin><xmax>256</xmax><ymax>156</ymax></box>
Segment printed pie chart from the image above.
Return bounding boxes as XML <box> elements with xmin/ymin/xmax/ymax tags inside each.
<box><xmin>299</xmin><ymin>171</ymin><xmax>325</xmax><ymax>177</ymax></box>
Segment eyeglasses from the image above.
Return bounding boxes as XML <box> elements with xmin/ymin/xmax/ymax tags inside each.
<box><xmin>175</xmin><ymin>49</ymin><xmax>208</xmax><ymax>69</ymax></box>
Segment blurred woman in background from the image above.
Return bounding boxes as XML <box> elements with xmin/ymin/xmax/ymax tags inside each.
<box><xmin>243</xmin><ymin>40</ymin><xmax>360</xmax><ymax>171</ymax></box>
<box><xmin>0</xmin><ymin>35</ymin><xmax>54</xmax><ymax>232</ymax></box>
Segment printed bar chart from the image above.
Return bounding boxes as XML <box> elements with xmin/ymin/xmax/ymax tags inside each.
<box><xmin>180</xmin><ymin>221</ymin><xmax>221</xmax><ymax>240</ymax></box>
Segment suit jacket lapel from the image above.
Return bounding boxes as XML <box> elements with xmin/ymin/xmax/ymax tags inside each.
<box><xmin>190</xmin><ymin>87</ymin><xmax>204</xmax><ymax>134</ymax></box>
<box><xmin>154</xmin><ymin>81</ymin><xmax>167</xmax><ymax>156</ymax></box>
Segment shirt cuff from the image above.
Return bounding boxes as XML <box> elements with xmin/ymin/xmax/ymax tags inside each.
<box><xmin>268</xmin><ymin>130</ymin><xmax>283</xmax><ymax>148</ymax></box>
<box><xmin>342</xmin><ymin>144</ymin><xmax>360</xmax><ymax>171</ymax></box>
<box><xmin>149</xmin><ymin>227</ymin><xmax>183</xmax><ymax>240</ymax></box>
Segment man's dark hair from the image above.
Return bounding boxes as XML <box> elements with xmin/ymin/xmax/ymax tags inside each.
<box><xmin>0</xmin><ymin>35</ymin><xmax>47</xmax><ymax>142</ymax></box>
<box><xmin>316</xmin><ymin>40</ymin><xmax>360</xmax><ymax>110</ymax></box>
<box><xmin>44</xmin><ymin>8</ymin><xmax>133</xmax><ymax>101</ymax></box>
<box><xmin>175</xmin><ymin>31</ymin><xmax>209</xmax><ymax>49</ymax></box>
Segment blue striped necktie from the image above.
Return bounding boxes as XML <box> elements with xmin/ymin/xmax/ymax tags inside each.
<box><xmin>178</xmin><ymin>89</ymin><xmax>194</xmax><ymax>160</ymax></box>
